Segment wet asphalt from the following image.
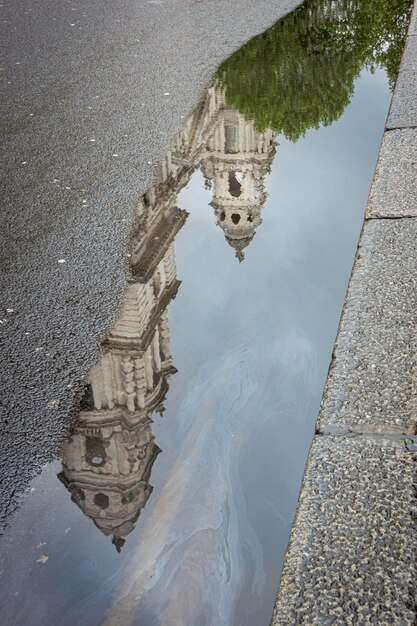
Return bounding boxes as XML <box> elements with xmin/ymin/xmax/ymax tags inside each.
<box><xmin>0</xmin><ymin>0</ymin><xmax>303</xmax><ymax>530</ymax></box>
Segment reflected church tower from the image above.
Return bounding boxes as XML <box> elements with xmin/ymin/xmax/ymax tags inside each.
<box><xmin>200</xmin><ymin>101</ymin><xmax>276</xmax><ymax>261</ymax></box>
<box><xmin>59</xmin><ymin>159</ymin><xmax>188</xmax><ymax>551</ymax></box>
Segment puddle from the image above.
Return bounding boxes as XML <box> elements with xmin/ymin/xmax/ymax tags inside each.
<box><xmin>0</xmin><ymin>0</ymin><xmax>412</xmax><ymax>624</ymax></box>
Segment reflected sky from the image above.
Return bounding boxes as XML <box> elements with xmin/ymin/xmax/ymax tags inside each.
<box><xmin>0</xmin><ymin>0</ymin><xmax>412</xmax><ymax>623</ymax></box>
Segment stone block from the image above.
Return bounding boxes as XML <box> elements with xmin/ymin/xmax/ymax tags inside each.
<box><xmin>386</xmin><ymin>68</ymin><xmax>417</xmax><ymax>129</ymax></box>
<box><xmin>407</xmin><ymin>2</ymin><xmax>417</xmax><ymax>38</ymax></box>
<box><xmin>400</xmin><ymin>35</ymin><xmax>417</xmax><ymax>73</ymax></box>
<box><xmin>272</xmin><ymin>435</ymin><xmax>417</xmax><ymax>626</ymax></box>
<box><xmin>318</xmin><ymin>219</ymin><xmax>417</xmax><ymax>434</ymax></box>
<box><xmin>366</xmin><ymin>128</ymin><xmax>417</xmax><ymax>218</ymax></box>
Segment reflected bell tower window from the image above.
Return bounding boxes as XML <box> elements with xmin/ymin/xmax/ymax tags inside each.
<box><xmin>94</xmin><ymin>493</ymin><xmax>110</xmax><ymax>509</ymax></box>
<box><xmin>85</xmin><ymin>436</ymin><xmax>107</xmax><ymax>467</ymax></box>
<box><xmin>225</xmin><ymin>125</ymin><xmax>239</xmax><ymax>153</ymax></box>
<box><xmin>228</xmin><ymin>171</ymin><xmax>242</xmax><ymax>198</ymax></box>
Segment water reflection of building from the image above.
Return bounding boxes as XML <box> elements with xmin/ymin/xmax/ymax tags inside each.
<box><xmin>156</xmin><ymin>85</ymin><xmax>276</xmax><ymax>262</ymax></box>
<box><xmin>59</xmin><ymin>183</ymin><xmax>187</xmax><ymax>551</ymax></box>
<box><xmin>59</xmin><ymin>86</ymin><xmax>277</xmax><ymax>549</ymax></box>
<box><xmin>201</xmin><ymin>104</ymin><xmax>275</xmax><ymax>261</ymax></box>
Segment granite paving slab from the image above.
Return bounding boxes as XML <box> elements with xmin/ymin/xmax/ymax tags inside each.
<box><xmin>366</xmin><ymin>128</ymin><xmax>417</xmax><ymax>218</ymax></box>
<box><xmin>386</xmin><ymin>68</ymin><xmax>417</xmax><ymax>129</ymax></box>
<box><xmin>399</xmin><ymin>35</ymin><xmax>417</xmax><ymax>74</ymax></box>
<box><xmin>272</xmin><ymin>435</ymin><xmax>417</xmax><ymax>626</ymax></box>
<box><xmin>318</xmin><ymin>218</ymin><xmax>417</xmax><ymax>435</ymax></box>
<box><xmin>386</xmin><ymin>5</ymin><xmax>417</xmax><ymax>130</ymax></box>
<box><xmin>407</xmin><ymin>2</ymin><xmax>417</xmax><ymax>37</ymax></box>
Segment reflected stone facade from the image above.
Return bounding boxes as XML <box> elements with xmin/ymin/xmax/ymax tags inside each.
<box><xmin>59</xmin><ymin>220</ymin><xmax>182</xmax><ymax>550</ymax></box>
<box><xmin>201</xmin><ymin>103</ymin><xmax>275</xmax><ymax>261</ymax></box>
<box><xmin>59</xmin><ymin>86</ymin><xmax>277</xmax><ymax>548</ymax></box>
<box><xmin>139</xmin><ymin>85</ymin><xmax>276</xmax><ymax>262</ymax></box>
<box><xmin>59</xmin><ymin>168</ymin><xmax>186</xmax><ymax>550</ymax></box>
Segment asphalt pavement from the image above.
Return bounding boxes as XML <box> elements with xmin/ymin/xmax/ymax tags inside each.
<box><xmin>0</xmin><ymin>0</ymin><xmax>302</xmax><ymax>530</ymax></box>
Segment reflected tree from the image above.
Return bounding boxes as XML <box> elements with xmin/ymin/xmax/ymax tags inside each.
<box><xmin>216</xmin><ymin>0</ymin><xmax>412</xmax><ymax>141</ymax></box>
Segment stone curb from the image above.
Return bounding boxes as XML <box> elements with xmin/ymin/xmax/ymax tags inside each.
<box><xmin>272</xmin><ymin>3</ymin><xmax>417</xmax><ymax>623</ymax></box>
<box><xmin>272</xmin><ymin>435</ymin><xmax>417</xmax><ymax>625</ymax></box>
<box><xmin>317</xmin><ymin>217</ymin><xmax>417</xmax><ymax>435</ymax></box>
<box><xmin>366</xmin><ymin>128</ymin><xmax>417</xmax><ymax>219</ymax></box>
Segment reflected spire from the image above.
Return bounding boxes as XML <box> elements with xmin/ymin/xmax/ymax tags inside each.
<box><xmin>225</xmin><ymin>235</ymin><xmax>253</xmax><ymax>263</ymax></box>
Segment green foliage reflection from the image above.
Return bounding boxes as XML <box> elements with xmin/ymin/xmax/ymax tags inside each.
<box><xmin>216</xmin><ymin>0</ymin><xmax>412</xmax><ymax>141</ymax></box>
